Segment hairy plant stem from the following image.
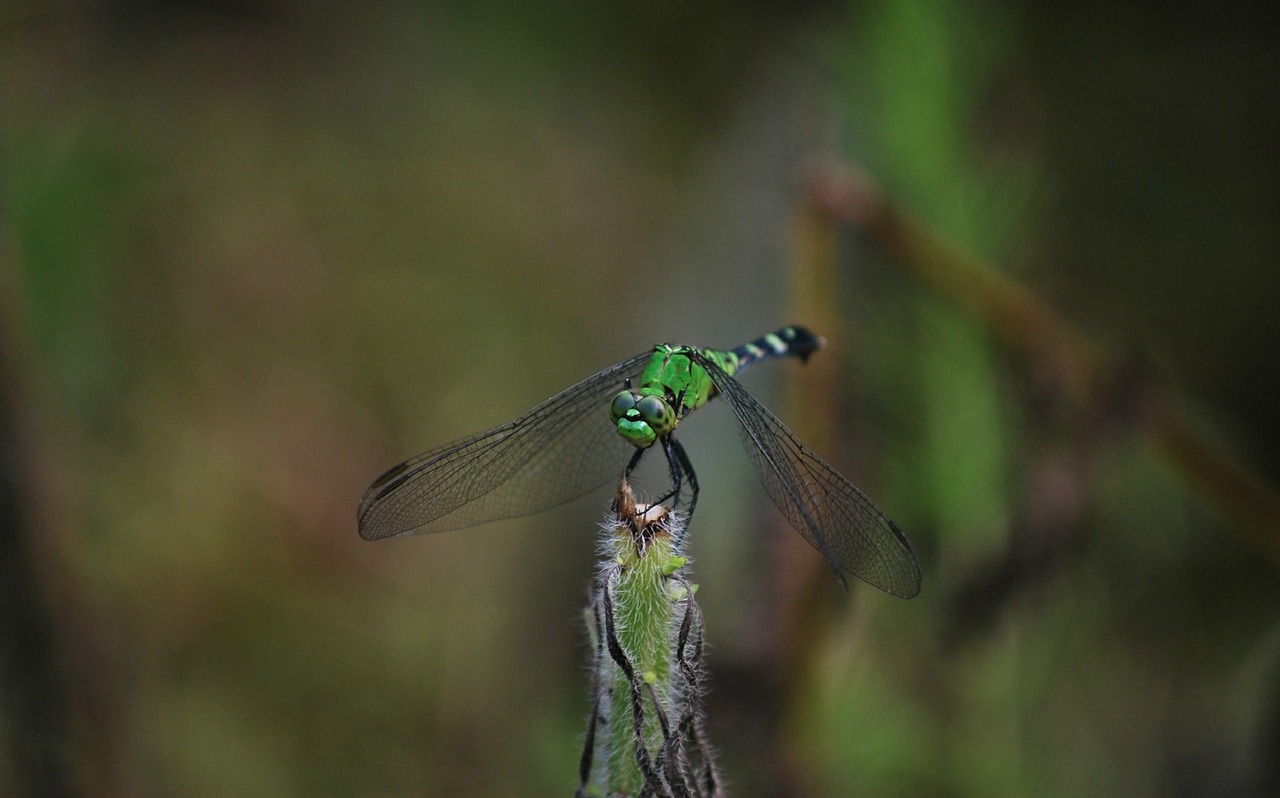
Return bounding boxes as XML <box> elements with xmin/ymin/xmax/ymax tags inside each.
<box><xmin>578</xmin><ymin>476</ymin><xmax>721</xmax><ymax>798</ymax></box>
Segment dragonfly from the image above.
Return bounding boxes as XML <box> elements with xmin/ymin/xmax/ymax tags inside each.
<box><xmin>358</xmin><ymin>326</ymin><xmax>920</xmax><ymax>597</ymax></box>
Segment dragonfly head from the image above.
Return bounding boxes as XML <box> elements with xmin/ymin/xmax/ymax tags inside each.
<box><xmin>610</xmin><ymin>389</ymin><xmax>676</xmax><ymax>448</ymax></box>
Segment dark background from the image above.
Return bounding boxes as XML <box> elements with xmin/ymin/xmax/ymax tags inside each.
<box><xmin>3</xmin><ymin>2</ymin><xmax>1277</xmax><ymax>795</ymax></box>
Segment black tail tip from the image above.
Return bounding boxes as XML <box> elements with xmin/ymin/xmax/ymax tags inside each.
<box><xmin>783</xmin><ymin>325</ymin><xmax>824</xmax><ymax>363</ymax></box>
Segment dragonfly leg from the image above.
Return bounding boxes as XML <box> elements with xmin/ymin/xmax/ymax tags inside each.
<box><xmin>625</xmin><ymin>437</ymin><xmax>697</xmax><ymax>525</ymax></box>
<box><xmin>647</xmin><ymin>437</ymin><xmax>699</xmax><ymax>531</ymax></box>
<box><xmin>620</xmin><ymin>448</ymin><xmax>661</xmax><ymax>529</ymax></box>
<box><xmin>623</xmin><ymin>446</ymin><xmax>646</xmax><ymax>478</ymax></box>
<box><xmin>634</xmin><ymin>438</ymin><xmax>679</xmax><ymax>510</ymax></box>
<box><xmin>669</xmin><ymin>437</ymin><xmax>699</xmax><ymax>522</ymax></box>
<box><xmin>660</xmin><ymin>437</ymin><xmax>683</xmax><ymax>509</ymax></box>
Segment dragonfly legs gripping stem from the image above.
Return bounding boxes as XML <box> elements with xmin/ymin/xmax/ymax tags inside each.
<box><xmin>623</xmin><ymin>438</ymin><xmax>700</xmax><ymax>531</ymax></box>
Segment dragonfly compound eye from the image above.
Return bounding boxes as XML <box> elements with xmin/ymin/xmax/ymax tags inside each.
<box><xmin>636</xmin><ymin>395</ymin><xmax>676</xmax><ymax>435</ymax></box>
<box><xmin>610</xmin><ymin>391</ymin><xmax>637</xmax><ymax>423</ymax></box>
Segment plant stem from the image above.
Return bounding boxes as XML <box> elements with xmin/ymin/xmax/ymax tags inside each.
<box><xmin>579</xmin><ymin>475</ymin><xmax>720</xmax><ymax>798</ymax></box>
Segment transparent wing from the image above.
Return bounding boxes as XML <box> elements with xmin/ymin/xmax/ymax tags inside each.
<box><xmin>692</xmin><ymin>352</ymin><xmax>921</xmax><ymax>597</ymax></box>
<box><xmin>358</xmin><ymin>352</ymin><xmax>652</xmax><ymax>540</ymax></box>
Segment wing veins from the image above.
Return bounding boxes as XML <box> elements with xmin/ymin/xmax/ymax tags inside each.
<box><xmin>358</xmin><ymin>352</ymin><xmax>651</xmax><ymax>539</ymax></box>
<box><xmin>692</xmin><ymin>352</ymin><xmax>920</xmax><ymax>597</ymax></box>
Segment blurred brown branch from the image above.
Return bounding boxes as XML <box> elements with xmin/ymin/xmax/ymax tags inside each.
<box><xmin>806</xmin><ymin>163</ymin><xmax>1280</xmax><ymax>559</ymax></box>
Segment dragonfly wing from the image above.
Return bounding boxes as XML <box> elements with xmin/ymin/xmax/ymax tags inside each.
<box><xmin>692</xmin><ymin>352</ymin><xmax>921</xmax><ymax>597</ymax></box>
<box><xmin>359</xmin><ymin>352</ymin><xmax>652</xmax><ymax>540</ymax></box>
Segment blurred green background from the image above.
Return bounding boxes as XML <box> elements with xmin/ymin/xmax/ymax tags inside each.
<box><xmin>3</xmin><ymin>1</ymin><xmax>1278</xmax><ymax>796</ymax></box>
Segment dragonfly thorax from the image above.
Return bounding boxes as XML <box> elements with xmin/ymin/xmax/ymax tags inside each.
<box><xmin>610</xmin><ymin>389</ymin><xmax>677</xmax><ymax>449</ymax></box>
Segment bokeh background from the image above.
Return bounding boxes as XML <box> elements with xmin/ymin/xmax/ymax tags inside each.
<box><xmin>3</xmin><ymin>2</ymin><xmax>1278</xmax><ymax>796</ymax></box>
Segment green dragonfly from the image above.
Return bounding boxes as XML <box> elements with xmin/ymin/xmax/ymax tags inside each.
<box><xmin>358</xmin><ymin>326</ymin><xmax>920</xmax><ymax>597</ymax></box>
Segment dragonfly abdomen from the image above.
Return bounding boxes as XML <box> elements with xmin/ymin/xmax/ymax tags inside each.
<box><xmin>727</xmin><ymin>325</ymin><xmax>822</xmax><ymax>373</ymax></box>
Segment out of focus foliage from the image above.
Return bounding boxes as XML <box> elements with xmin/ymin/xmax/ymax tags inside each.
<box><xmin>2</xmin><ymin>2</ymin><xmax>1277</xmax><ymax>796</ymax></box>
